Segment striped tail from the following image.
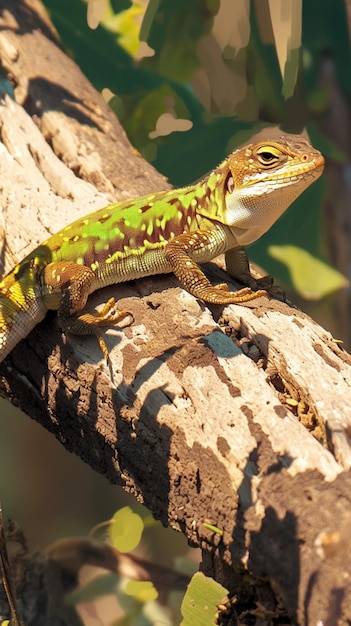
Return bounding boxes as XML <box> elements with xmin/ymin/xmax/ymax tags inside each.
<box><xmin>0</xmin><ymin>268</ymin><xmax>47</xmax><ymax>362</ymax></box>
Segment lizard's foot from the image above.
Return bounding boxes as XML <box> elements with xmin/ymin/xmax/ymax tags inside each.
<box><xmin>251</xmin><ymin>275</ymin><xmax>274</xmax><ymax>290</ymax></box>
<box><xmin>239</xmin><ymin>276</ymin><xmax>286</xmax><ymax>302</ymax></box>
<box><xmin>93</xmin><ymin>297</ymin><xmax>134</xmax><ymax>327</ymax></box>
<box><xmin>59</xmin><ymin>299</ymin><xmax>134</xmax><ymax>361</ymax></box>
<box><xmin>249</xmin><ymin>276</ymin><xmax>286</xmax><ymax>300</ymax></box>
<box><xmin>213</xmin><ymin>281</ymin><xmax>272</xmax><ymax>303</ymax></box>
<box><xmin>73</xmin><ymin>301</ymin><xmax>134</xmax><ymax>332</ymax></box>
<box><xmin>198</xmin><ymin>285</ymin><xmax>268</xmax><ymax>304</ymax></box>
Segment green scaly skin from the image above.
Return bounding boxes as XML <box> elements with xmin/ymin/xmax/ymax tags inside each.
<box><xmin>0</xmin><ymin>134</ymin><xmax>324</xmax><ymax>362</ymax></box>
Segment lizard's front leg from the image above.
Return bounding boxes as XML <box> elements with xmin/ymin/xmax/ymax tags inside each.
<box><xmin>164</xmin><ymin>231</ymin><xmax>268</xmax><ymax>304</ymax></box>
<box><xmin>42</xmin><ymin>262</ymin><xmax>132</xmax><ymax>360</ymax></box>
<box><xmin>225</xmin><ymin>246</ymin><xmax>273</xmax><ymax>291</ymax></box>
<box><xmin>225</xmin><ymin>246</ymin><xmax>286</xmax><ymax>299</ymax></box>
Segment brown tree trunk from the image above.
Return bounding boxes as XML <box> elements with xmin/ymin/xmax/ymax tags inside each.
<box><xmin>1</xmin><ymin>1</ymin><xmax>351</xmax><ymax>624</ymax></box>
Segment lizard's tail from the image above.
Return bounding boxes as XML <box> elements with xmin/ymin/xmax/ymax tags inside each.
<box><xmin>0</xmin><ymin>268</ymin><xmax>47</xmax><ymax>362</ymax></box>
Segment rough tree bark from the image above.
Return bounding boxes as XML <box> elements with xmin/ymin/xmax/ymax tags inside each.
<box><xmin>1</xmin><ymin>1</ymin><xmax>351</xmax><ymax>625</ymax></box>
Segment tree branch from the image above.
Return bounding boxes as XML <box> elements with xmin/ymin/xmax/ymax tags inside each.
<box><xmin>1</xmin><ymin>1</ymin><xmax>351</xmax><ymax>624</ymax></box>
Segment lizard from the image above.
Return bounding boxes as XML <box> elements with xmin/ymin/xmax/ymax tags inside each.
<box><xmin>0</xmin><ymin>134</ymin><xmax>324</xmax><ymax>363</ymax></box>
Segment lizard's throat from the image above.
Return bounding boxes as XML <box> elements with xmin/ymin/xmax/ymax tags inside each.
<box><xmin>225</xmin><ymin>185</ymin><xmax>304</xmax><ymax>246</ymax></box>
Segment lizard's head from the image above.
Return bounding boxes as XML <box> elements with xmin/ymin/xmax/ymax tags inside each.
<box><xmin>205</xmin><ymin>134</ymin><xmax>325</xmax><ymax>246</ymax></box>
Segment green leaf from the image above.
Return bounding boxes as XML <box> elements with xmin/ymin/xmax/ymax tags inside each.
<box><xmin>103</xmin><ymin>1</ymin><xmax>147</xmax><ymax>57</ymax></box>
<box><xmin>109</xmin><ymin>507</ymin><xmax>144</xmax><ymax>553</ymax></box>
<box><xmin>268</xmin><ymin>245</ymin><xmax>348</xmax><ymax>299</ymax></box>
<box><xmin>180</xmin><ymin>572</ymin><xmax>228</xmax><ymax>626</ymax></box>
<box><xmin>125</xmin><ymin>580</ymin><xmax>158</xmax><ymax>603</ymax></box>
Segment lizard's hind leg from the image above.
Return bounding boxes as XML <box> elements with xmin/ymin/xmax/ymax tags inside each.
<box><xmin>43</xmin><ymin>262</ymin><xmax>133</xmax><ymax>360</ymax></box>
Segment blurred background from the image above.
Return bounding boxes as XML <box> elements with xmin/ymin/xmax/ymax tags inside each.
<box><xmin>0</xmin><ymin>0</ymin><xmax>350</xmax><ymax>623</ymax></box>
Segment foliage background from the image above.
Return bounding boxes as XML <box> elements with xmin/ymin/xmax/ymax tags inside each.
<box><xmin>1</xmin><ymin>0</ymin><xmax>350</xmax><ymax>623</ymax></box>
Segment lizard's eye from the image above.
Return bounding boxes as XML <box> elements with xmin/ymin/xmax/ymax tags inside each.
<box><xmin>225</xmin><ymin>174</ymin><xmax>234</xmax><ymax>194</ymax></box>
<box><xmin>256</xmin><ymin>146</ymin><xmax>281</xmax><ymax>167</ymax></box>
<box><xmin>259</xmin><ymin>151</ymin><xmax>276</xmax><ymax>162</ymax></box>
